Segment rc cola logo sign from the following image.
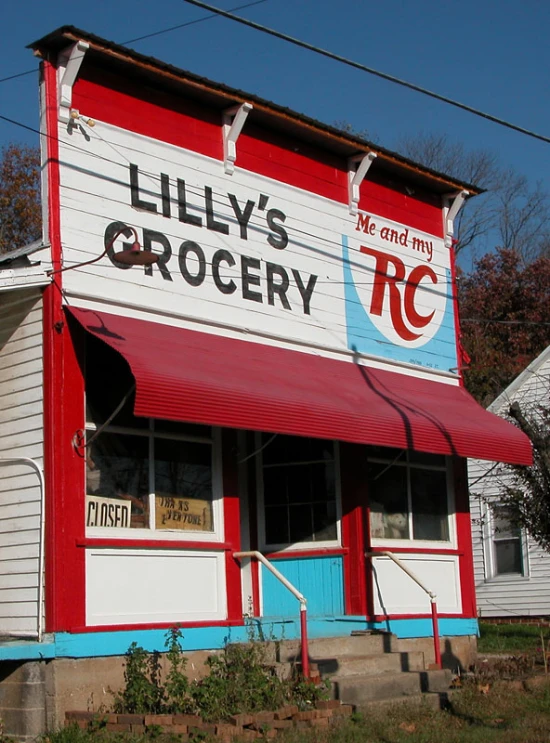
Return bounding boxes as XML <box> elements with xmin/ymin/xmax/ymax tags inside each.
<box><xmin>342</xmin><ymin>212</ymin><xmax>457</xmax><ymax>371</ymax></box>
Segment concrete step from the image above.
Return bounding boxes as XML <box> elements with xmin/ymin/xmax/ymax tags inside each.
<box><xmin>316</xmin><ymin>650</ymin><xmax>425</xmax><ymax>677</ymax></box>
<box><xmin>331</xmin><ymin>668</ymin><xmax>452</xmax><ymax>705</ymax></box>
<box><xmin>275</xmin><ymin>632</ymin><xmax>398</xmax><ymax>663</ymax></box>
<box><xmin>355</xmin><ymin>690</ymin><xmax>449</xmax><ymax>714</ymax></box>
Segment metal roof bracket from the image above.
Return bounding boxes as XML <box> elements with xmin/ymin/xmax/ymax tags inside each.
<box><xmin>444</xmin><ymin>190</ymin><xmax>469</xmax><ymax>247</ymax></box>
<box><xmin>348</xmin><ymin>152</ymin><xmax>377</xmax><ymax>215</ymax></box>
<box><xmin>223</xmin><ymin>102</ymin><xmax>253</xmax><ymax>175</ymax></box>
<box><xmin>58</xmin><ymin>40</ymin><xmax>89</xmax><ymax>123</ymax></box>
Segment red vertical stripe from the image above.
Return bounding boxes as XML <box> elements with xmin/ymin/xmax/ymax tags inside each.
<box><xmin>222</xmin><ymin>429</ymin><xmax>243</xmax><ymax>621</ymax></box>
<box><xmin>340</xmin><ymin>443</ymin><xmax>367</xmax><ymax>616</ymax></box>
<box><xmin>453</xmin><ymin>457</ymin><xmax>477</xmax><ymax>618</ymax></box>
<box><xmin>43</xmin><ymin>60</ymin><xmax>86</xmax><ymax>631</ymax></box>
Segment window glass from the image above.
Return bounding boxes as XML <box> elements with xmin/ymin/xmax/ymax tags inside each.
<box><xmin>262</xmin><ymin>435</ymin><xmax>338</xmax><ymax>548</ymax></box>
<box><xmin>368</xmin><ymin>450</ymin><xmax>450</xmax><ymax>542</ymax></box>
<box><xmin>368</xmin><ymin>463</ymin><xmax>409</xmax><ymax>539</ymax></box>
<box><xmin>85</xmin><ymin>335</ymin><xmax>215</xmax><ymax>534</ymax></box>
<box><xmin>86</xmin><ymin>432</ymin><xmax>149</xmax><ymax>529</ymax></box>
<box><xmin>154</xmin><ymin>439</ymin><xmax>213</xmax><ymax>531</ymax></box>
<box><xmin>495</xmin><ymin>540</ymin><xmax>522</xmax><ymax>575</ymax></box>
<box><xmin>492</xmin><ymin>508</ymin><xmax>523</xmax><ymax>575</ymax></box>
<box><xmin>411</xmin><ymin>469</ymin><xmax>449</xmax><ymax>541</ymax></box>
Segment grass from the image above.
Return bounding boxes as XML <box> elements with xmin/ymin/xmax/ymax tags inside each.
<box><xmin>478</xmin><ymin>622</ymin><xmax>549</xmax><ymax>654</ymax></box>
<box><xmin>46</xmin><ymin>680</ymin><xmax>550</xmax><ymax>743</ymax></box>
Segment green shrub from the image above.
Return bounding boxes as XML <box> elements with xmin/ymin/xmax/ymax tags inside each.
<box><xmin>112</xmin><ymin>627</ymin><xmax>328</xmax><ymax>721</ymax></box>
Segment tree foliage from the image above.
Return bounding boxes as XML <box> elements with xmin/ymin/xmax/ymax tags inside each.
<box><xmin>0</xmin><ymin>143</ymin><xmax>41</xmax><ymax>253</ymax></box>
<box><xmin>458</xmin><ymin>248</ymin><xmax>550</xmax><ymax>405</ymax></box>
<box><xmin>397</xmin><ymin>133</ymin><xmax>550</xmax><ymax>260</ymax></box>
<box><xmin>497</xmin><ymin>394</ymin><xmax>550</xmax><ymax>553</ymax></box>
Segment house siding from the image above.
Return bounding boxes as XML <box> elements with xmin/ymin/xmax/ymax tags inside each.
<box><xmin>0</xmin><ymin>288</ymin><xmax>44</xmax><ymax>635</ymax></box>
<box><xmin>469</xmin><ymin>350</ymin><xmax>550</xmax><ymax>619</ymax></box>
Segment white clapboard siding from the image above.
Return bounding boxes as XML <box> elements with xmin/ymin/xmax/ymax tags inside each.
<box><xmin>468</xmin><ymin>347</ymin><xmax>550</xmax><ymax>618</ymax></box>
<box><xmin>0</xmin><ymin>288</ymin><xmax>44</xmax><ymax>636</ymax></box>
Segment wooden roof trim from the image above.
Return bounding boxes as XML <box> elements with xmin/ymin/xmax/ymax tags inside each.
<box><xmin>39</xmin><ymin>28</ymin><xmax>480</xmax><ymax>195</ymax></box>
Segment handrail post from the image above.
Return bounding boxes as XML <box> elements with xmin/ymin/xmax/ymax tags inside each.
<box><xmin>430</xmin><ymin>598</ymin><xmax>442</xmax><ymax>669</ymax></box>
<box><xmin>234</xmin><ymin>550</ymin><xmax>310</xmax><ymax>679</ymax></box>
<box><xmin>299</xmin><ymin>602</ymin><xmax>309</xmax><ymax>679</ymax></box>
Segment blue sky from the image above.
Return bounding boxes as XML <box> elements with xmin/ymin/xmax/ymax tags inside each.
<box><xmin>2</xmin><ymin>0</ymin><xmax>550</xmax><ymax>228</ymax></box>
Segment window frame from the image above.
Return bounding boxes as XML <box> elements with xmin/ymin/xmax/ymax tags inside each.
<box><xmin>483</xmin><ymin>502</ymin><xmax>529</xmax><ymax>581</ymax></box>
<box><xmin>256</xmin><ymin>434</ymin><xmax>342</xmax><ymax>553</ymax></box>
<box><xmin>368</xmin><ymin>451</ymin><xmax>456</xmax><ymax>549</ymax></box>
<box><xmin>84</xmin><ymin>418</ymin><xmax>224</xmax><ymax>542</ymax></box>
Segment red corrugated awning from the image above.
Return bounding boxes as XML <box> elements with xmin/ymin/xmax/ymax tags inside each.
<box><xmin>68</xmin><ymin>307</ymin><xmax>532</xmax><ymax>465</ymax></box>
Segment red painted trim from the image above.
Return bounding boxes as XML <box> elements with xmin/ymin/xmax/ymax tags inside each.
<box><xmin>453</xmin><ymin>457</ymin><xmax>477</xmax><ymax>618</ymax></box>
<box><xmin>78</xmin><ymin>538</ymin><xmax>231</xmax><ymax>551</ymax></box>
<box><xmin>72</xmin><ymin>72</ymin><xmax>443</xmax><ymax>234</ymax></box>
<box><xmin>43</xmin><ymin>60</ymin><xmax>87</xmax><ymax>632</ymax></box>
<box><xmin>368</xmin><ymin>547</ymin><xmax>464</xmax><ymax>556</ymax></box>
<box><xmin>70</xmin><ymin>619</ymin><xmax>245</xmax><ymax>633</ymax></box>
<box><xmin>448</xmin><ymin>240</ymin><xmax>463</xmax><ymax>385</ymax></box>
<box><xmin>222</xmin><ymin>429</ymin><xmax>243</xmax><ymax>622</ymax></box>
<box><xmin>372</xmin><ymin>612</ymin><xmax>467</xmax><ymax>621</ymax></box>
<box><xmin>265</xmin><ymin>548</ymin><xmax>348</xmax><ymax>560</ymax></box>
<box><xmin>340</xmin><ymin>443</ymin><xmax>368</xmax><ymax>616</ymax></box>
<box><xmin>244</xmin><ymin>434</ymin><xmax>261</xmax><ymax>617</ymax></box>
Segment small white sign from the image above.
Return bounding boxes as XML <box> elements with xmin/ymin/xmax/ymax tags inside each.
<box><xmin>86</xmin><ymin>495</ymin><xmax>132</xmax><ymax>528</ymax></box>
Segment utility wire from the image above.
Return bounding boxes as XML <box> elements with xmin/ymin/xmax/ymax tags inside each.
<box><xmin>0</xmin><ymin>0</ymin><xmax>266</xmax><ymax>87</ymax></box>
<box><xmin>0</xmin><ymin>69</ymin><xmax>36</xmax><ymax>84</ymax></box>
<box><xmin>183</xmin><ymin>0</ymin><xmax>550</xmax><ymax>147</ymax></box>
<box><xmin>122</xmin><ymin>0</ymin><xmax>266</xmax><ymax>43</ymax></box>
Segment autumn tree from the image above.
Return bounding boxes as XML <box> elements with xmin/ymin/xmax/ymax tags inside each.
<box><xmin>458</xmin><ymin>248</ymin><xmax>550</xmax><ymax>405</ymax></box>
<box><xmin>397</xmin><ymin>133</ymin><xmax>550</xmax><ymax>260</ymax></box>
<box><xmin>500</xmin><ymin>395</ymin><xmax>550</xmax><ymax>552</ymax></box>
<box><xmin>0</xmin><ymin>143</ymin><xmax>41</xmax><ymax>254</ymax></box>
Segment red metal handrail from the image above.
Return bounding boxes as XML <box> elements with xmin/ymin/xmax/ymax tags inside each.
<box><xmin>365</xmin><ymin>550</ymin><xmax>441</xmax><ymax>669</ymax></box>
<box><xmin>234</xmin><ymin>550</ymin><xmax>310</xmax><ymax>678</ymax></box>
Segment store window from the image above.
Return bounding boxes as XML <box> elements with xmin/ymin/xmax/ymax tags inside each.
<box><xmin>368</xmin><ymin>447</ymin><xmax>451</xmax><ymax>543</ymax></box>
<box><xmin>258</xmin><ymin>434</ymin><xmax>340</xmax><ymax>550</ymax></box>
<box><xmin>84</xmin><ymin>334</ymin><xmax>218</xmax><ymax>536</ymax></box>
<box><xmin>490</xmin><ymin>506</ymin><xmax>524</xmax><ymax>577</ymax></box>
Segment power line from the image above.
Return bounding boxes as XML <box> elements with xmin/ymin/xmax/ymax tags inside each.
<box><xmin>0</xmin><ymin>0</ymin><xmax>267</xmax><ymax>88</ymax></box>
<box><xmin>0</xmin><ymin>69</ymin><xmax>36</xmax><ymax>84</ymax></box>
<box><xmin>462</xmin><ymin>319</ymin><xmax>550</xmax><ymax>326</ymax></box>
<box><xmin>122</xmin><ymin>0</ymin><xmax>267</xmax><ymax>44</ymax></box>
<box><xmin>183</xmin><ymin>0</ymin><xmax>550</xmax><ymax>147</ymax></box>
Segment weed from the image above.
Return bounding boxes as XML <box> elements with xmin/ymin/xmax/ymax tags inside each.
<box><xmin>112</xmin><ymin>642</ymin><xmax>165</xmax><ymax>714</ymax></box>
<box><xmin>112</xmin><ymin>627</ymin><xmax>328</xmax><ymax>722</ymax></box>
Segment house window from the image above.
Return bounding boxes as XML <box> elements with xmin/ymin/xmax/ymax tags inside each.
<box><xmin>259</xmin><ymin>434</ymin><xmax>340</xmax><ymax>550</ymax></box>
<box><xmin>368</xmin><ymin>448</ymin><xmax>451</xmax><ymax>543</ymax></box>
<box><xmin>491</xmin><ymin>507</ymin><xmax>524</xmax><ymax>576</ymax></box>
<box><xmin>84</xmin><ymin>334</ymin><xmax>218</xmax><ymax>536</ymax></box>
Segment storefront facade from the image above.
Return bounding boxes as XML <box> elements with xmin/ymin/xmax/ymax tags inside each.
<box><xmin>0</xmin><ymin>26</ymin><xmax>532</xmax><ymax>679</ymax></box>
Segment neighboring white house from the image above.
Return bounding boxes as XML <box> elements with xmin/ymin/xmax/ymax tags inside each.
<box><xmin>469</xmin><ymin>346</ymin><xmax>550</xmax><ymax>619</ymax></box>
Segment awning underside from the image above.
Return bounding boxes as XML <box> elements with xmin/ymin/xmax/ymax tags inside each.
<box><xmin>69</xmin><ymin>307</ymin><xmax>532</xmax><ymax>465</ymax></box>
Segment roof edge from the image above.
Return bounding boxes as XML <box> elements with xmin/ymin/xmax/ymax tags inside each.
<box><xmin>29</xmin><ymin>25</ymin><xmax>483</xmax><ymax>197</ymax></box>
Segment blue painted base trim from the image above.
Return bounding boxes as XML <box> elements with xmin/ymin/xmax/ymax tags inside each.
<box><xmin>0</xmin><ymin>617</ymin><xmax>479</xmax><ymax>661</ymax></box>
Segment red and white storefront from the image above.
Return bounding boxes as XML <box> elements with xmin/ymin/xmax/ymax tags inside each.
<box><xmin>0</xmin><ymin>26</ymin><xmax>531</xmax><ymax>679</ymax></box>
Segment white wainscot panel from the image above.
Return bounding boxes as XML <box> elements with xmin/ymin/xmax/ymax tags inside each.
<box><xmin>372</xmin><ymin>555</ymin><xmax>461</xmax><ymax>615</ymax></box>
<box><xmin>86</xmin><ymin>549</ymin><xmax>227</xmax><ymax>626</ymax></box>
